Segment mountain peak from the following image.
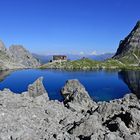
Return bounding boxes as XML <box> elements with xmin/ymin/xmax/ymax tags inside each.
<box><xmin>133</xmin><ymin>20</ymin><xmax>140</xmax><ymax>32</ymax></box>
<box><xmin>113</xmin><ymin>21</ymin><xmax>140</xmax><ymax>65</ymax></box>
<box><xmin>9</xmin><ymin>45</ymin><xmax>40</xmax><ymax>68</ymax></box>
<box><xmin>0</xmin><ymin>40</ymin><xmax>40</xmax><ymax>70</ymax></box>
<box><xmin>136</xmin><ymin>20</ymin><xmax>140</xmax><ymax>26</ymax></box>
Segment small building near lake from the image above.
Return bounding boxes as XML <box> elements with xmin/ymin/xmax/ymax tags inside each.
<box><xmin>52</xmin><ymin>55</ymin><xmax>67</xmax><ymax>62</ymax></box>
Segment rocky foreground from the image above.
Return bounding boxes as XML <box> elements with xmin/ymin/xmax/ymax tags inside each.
<box><xmin>0</xmin><ymin>78</ymin><xmax>140</xmax><ymax>140</ymax></box>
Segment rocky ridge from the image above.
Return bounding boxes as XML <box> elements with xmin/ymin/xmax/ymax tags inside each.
<box><xmin>0</xmin><ymin>77</ymin><xmax>140</xmax><ymax>140</ymax></box>
<box><xmin>0</xmin><ymin>40</ymin><xmax>40</xmax><ymax>70</ymax></box>
<box><xmin>113</xmin><ymin>21</ymin><xmax>140</xmax><ymax>66</ymax></box>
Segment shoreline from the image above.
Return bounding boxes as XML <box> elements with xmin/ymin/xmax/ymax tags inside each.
<box><xmin>0</xmin><ymin>77</ymin><xmax>140</xmax><ymax>139</ymax></box>
<box><xmin>39</xmin><ymin>59</ymin><xmax>140</xmax><ymax>71</ymax></box>
<box><xmin>39</xmin><ymin>66</ymin><xmax>140</xmax><ymax>71</ymax></box>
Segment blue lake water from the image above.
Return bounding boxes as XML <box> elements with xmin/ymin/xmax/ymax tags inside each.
<box><xmin>0</xmin><ymin>69</ymin><xmax>139</xmax><ymax>101</ymax></box>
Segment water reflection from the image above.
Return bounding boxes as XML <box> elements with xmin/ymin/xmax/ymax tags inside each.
<box><xmin>0</xmin><ymin>70</ymin><xmax>12</xmax><ymax>82</ymax></box>
<box><xmin>119</xmin><ymin>70</ymin><xmax>140</xmax><ymax>96</ymax></box>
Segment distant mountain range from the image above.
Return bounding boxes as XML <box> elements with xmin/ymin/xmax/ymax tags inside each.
<box><xmin>33</xmin><ymin>53</ymin><xmax>115</xmax><ymax>64</ymax></box>
<box><xmin>32</xmin><ymin>54</ymin><xmax>52</xmax><ymax>64</ymax></box>
<box><xmin>87</xmin><ymin>53</ymin><xmax>114</xmax><ymax>61</ymax></box>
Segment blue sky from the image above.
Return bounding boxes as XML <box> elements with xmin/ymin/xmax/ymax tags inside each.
<box><xmin>0</xmin><ymin>0</ymin><xmax>140</xmax><ymax>55</ymax></box>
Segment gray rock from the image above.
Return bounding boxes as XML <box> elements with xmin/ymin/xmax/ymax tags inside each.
<box><xmin>0</xmin><ymin>40</ymin><xmax>7</xmax><ymax>52</ymax></box>
<box><xmin>70</xmin><ymin>113</ymin><xmax>104</xmax><ymax>138</ymax></box>
<box><xmin>9</xmin><ymin>45</ymin><xmax>40</xmax><ymax>68</ymax></box>
<box><xmin>28</xmin><ymin>77</ymin><xmax>49</xmax><ymax>99</ymax></box>
<box><xmin>61</xmin><ymin>79</ymin><xmax>97</xmax><ymax>112</ymax></box>
<box><xmin>0</xmin><ymin>40</ymin><xmax>40</xmax><ymax>70</ymax></box>
<box><xmin>0</xmin><ymin>78</ymin><xmax>140</xmax><ymax>139</ymax></box>
<box><xmin>104</xmin><ymin>133</ymin><xmax>124</xmax><ymax>140</ymax></box>
<box><xmin>113</xmin><ymin>20</ymin><xmax>140</xmax><ymax>65</ymax></box>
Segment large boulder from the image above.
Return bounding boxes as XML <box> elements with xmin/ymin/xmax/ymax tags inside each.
<box><xmin>28</xmin><ymin>77</ymin><xmax>49</xmax><ymax>99</ymax></box>
<box><xmin>61</xmin><ymin>79</ymin><xmax>97</xmax><ymax>112</ymax></box>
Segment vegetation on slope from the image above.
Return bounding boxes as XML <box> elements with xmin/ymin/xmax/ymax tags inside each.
<box><xmin>40</xmin><ymin>58</ymin><xmax>140</xmax><ymax>70</ymax></box>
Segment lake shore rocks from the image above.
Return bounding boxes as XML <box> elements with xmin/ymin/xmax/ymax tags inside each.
<box><xmin>28</xmin><ymin>77</ymin><xmax>49</xmax><ymax>99</ymax></box>
<box><xmin>0</xmin><ymin>78</ymin><xmax>140</xmax><ymax>140</ymax></box>
<box><xmin>61</xmin><ymin>79</ymin><xmax>97</xmax><ymax>112</ymax></box>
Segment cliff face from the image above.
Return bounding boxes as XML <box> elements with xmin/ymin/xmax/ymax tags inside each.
<box><xmin>9</xmin><ymin>45</ymin><xmax>40</xmax><ymax>68</ymax></box>
<box><xmin>113</xmin><ymin>21</ymin><xmax>140</xmax><ymax>65</ymax></box>
<box><xmin>0</xmin><ymin>41</ymin><xmax>40</xmax><ymax>70</ymax></box>
<box><xmin>0</xmin><ymin>41</ymin><xmax>14</xmax><ymax>70</ymax></box>
<box><xmin>0</xmin><ymin>40</ymin><xmax>7</xmax><ymax>52</ymax></box>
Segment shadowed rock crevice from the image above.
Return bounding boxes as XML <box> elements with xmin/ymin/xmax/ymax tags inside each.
<box><xmin>78</xmin><ymin>135</ymin><xmax>91</xmax><ymax>140</ymax></box>
<box><xmin>106</xmin><ymin>122</ymin><xmax>119</xmax><ymax>132</ymax></box>
<box><xmin>103</xmin><ymin>112</ymin><xmax>132</xmax><ymax>132</ymax></box>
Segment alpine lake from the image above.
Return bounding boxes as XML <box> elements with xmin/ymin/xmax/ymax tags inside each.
<box><xmin>0</xmin><ymin>69</ymin><xmax>139</xmax><ymax>102</ymax></box>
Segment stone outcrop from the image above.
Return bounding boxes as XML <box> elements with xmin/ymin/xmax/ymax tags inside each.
<box><xmin>113</xmin><ymin>21</ymin><xmax>140</xmax><ymax>66</ymax></box>
<box><xmin>9</xmin><ymin>45</ymin><xmax>40</xmax><ymax>68</ymax></box>
<box><xmin>61</xmin><ymin>79</ymin><xmax>97</xmax><ymax>112</ymax></box>
<box><xmin>0</xmin><ymin>40</ymin><xmax>7</xmax><ymax>52</ymax></box>
<box><xmin>0</xmin><ymin>40</ymin><xmax>40</xmax><ymax>70</ymax></box>
<box><xmin>28</xmin><ymin>77</ymin><xmax>49</xmax><ymax>99</ymax></box>
<box><xmin>0</xmin><ymin>78</ymin><xmax>140</xmax><ymax>139</ymax></box>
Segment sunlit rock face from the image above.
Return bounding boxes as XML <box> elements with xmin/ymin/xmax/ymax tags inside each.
<box><xmin>0</xmin><ymin>41</ymin><xmax>40</xmax><ymax>70</ymax></box>
<box><xmin>113</xmin><ymin>21</ymin><xmax>140</xmax><ymax>65</ymax></box>
<box><xmin>28</xmin><ymin>77</ymin><xmax>49</xmax><ymax>99</ymax></box>
<box><xmin>61</xmin><ymin>79</ymin><xmax>97</xmax><ymax>112</ymax></box>
<box><xmin>9</xmin><ymin>45</ymin><xmax>40</xmax><ymax>68</ymax></box>
<box><xmin>0</xmin><ymin>40</ymin><xmax>7</xmax><ymax>52</ymax></box>
<box><xmin>119</xmin><ymin>70</ymin><xmax>140</xmax><ymax>96</ymax></box>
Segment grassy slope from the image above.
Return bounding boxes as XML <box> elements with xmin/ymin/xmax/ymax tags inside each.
<box><xmin>40</xmin><ymin>58</ymin><xmax>140</xmax><ymax>70</ymax></box>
